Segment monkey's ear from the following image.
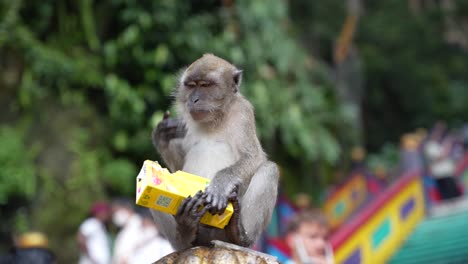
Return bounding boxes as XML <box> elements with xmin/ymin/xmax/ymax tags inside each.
<box><xmin>233</xmin><ymin>70</ymin><xmax>243</xmax><ymax>93</ymax></box>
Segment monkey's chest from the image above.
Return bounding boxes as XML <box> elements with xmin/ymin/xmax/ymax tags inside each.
<box><xmin>182</xmin><ymin>140</ymin><xmax>237</xmax><ymax>180</ymax></box>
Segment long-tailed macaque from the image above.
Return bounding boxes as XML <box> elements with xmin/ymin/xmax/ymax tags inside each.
<box><xmin>151</xmin><ymin>54</ymin><xmax>279</xmax><ymax>251</ymax></box>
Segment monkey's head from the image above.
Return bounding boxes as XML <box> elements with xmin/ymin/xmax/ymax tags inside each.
<box><xmin>176</xmin><ymin>54</ymin><xmax>242</xmax><ymax>125</ymax></box>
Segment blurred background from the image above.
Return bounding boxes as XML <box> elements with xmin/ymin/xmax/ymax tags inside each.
<box><xmin>1</xmin><ymin>0</ymin><xmax>468</xmax><ymax>263</ymax></box>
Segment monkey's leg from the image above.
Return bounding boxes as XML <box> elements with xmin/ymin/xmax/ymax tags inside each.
<box><xmin>151</xmin><ymin>191</ymin><xmax>208</xmax><ymax>251</ymax></box>
<box><xmin>150</xmin><ymin>210</ymin><xmax>183</xmax><ymax>249</ymax></box>
<box><xmin>227</xmin><ymin>161</ymin><xmax>279</xmax><ymax>247</ymax></box>
<box><xmin>226</xmin><ymin>188</ymin><xmax>241</xmax><ymax>245</ymax></box>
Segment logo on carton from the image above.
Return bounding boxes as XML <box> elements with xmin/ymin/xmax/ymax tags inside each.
<box><xmin>152</xmin><ymin>176</ymin><xmax>162</xmax><ymax>185</ymax></box>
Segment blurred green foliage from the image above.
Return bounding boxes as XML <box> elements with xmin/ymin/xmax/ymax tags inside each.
<box><xmin>0</xmin><ymin>125</ymin><xmax>37</xmax><ymax>204</ymax></box>
<box><xmin>290</xmin><ymin>0</ymin><xmax>468</xmax><ymax>150</ymax></box>
<box><xmin>0</xmin><ymin>0</ymin><xmax>348</xmax><ymax>261</ymax></box>
<box><xmin>0</xmin><ymin>0</ymin><xmax>467</xmax><ymax>261</ymax></box>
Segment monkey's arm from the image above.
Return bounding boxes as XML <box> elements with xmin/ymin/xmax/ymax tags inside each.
<box><xmin>205</xmin><ymin>124</ymin><xmax>265</xmax><ymax>214</ymax></box>
<box><xmin>226</xmin><ymin>161</ymin><xmax>279</xmax><ymax>247</ymax></box>
<box><xmin>152</xmin><ymin>115</ymin><xmax>187</xmax><ymax>172</ymax></box>
<box><xmin>159</xmin><ymin>139</ymin><xmax>186</xmax><ymax>172</ymax></box>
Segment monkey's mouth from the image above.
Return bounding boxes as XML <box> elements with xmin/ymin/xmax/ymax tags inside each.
<box><xmin>190</xmin><ymin>110</ymin><xmax>210</xmax><ymax>121</ymax></box>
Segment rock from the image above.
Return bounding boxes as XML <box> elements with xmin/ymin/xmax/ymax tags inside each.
<box><xmin>154</xmin><ymin>240</ymin><xmax>279</xmax><ymax>264</ymax></box>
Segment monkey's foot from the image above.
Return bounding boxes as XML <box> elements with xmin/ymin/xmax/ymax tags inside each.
<box><xmin>226</xmin><ymin>189</ymin><xmax>242</xmax><ymax>245</ymax></box>
<box><xmin>174</xmin><ymin>191</ymin><xmax>209</xmax><ymax>245</ymax></box>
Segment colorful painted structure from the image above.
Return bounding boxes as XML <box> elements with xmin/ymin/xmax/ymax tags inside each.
<box><xmin>263</xmin><ymin>154</ymin><xmax>468</xmax><ymax>263</ymax></box>
<box><xmin>323</xmin><ymin>173</ymin><xmax>368</xmax><ymax>229</ymax></box>
<box><xmin>330</xmin><ymin>171</ymin><xmax>426</xmax><ymax>264</ymax></box>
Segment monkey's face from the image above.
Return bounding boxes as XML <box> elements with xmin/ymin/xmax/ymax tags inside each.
<box><xmin>177</xmin><ymin>54</ymin><xmax>242</xmax><ymax>123</ymax></box>
<box><xmin>182</xmin><ymin>78</ymin><xmax>227</xmax><ymax>122</ymax></box>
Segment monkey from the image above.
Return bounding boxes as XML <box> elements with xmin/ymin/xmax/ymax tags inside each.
<box><xmin>151</xmin><ymin>54</ymin><xmax>279</xmax><ymax>251</ymax></box>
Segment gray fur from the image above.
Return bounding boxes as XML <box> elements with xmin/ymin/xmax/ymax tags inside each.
<box><xmin>151</xmin><ymin>54</ymin><xmax>279</xmax><ymax>251</ymax></box>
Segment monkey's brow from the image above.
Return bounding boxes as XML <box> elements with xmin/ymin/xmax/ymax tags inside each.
<box><xmin>184</xmin><ymin>78</ymin><xmax>217</xmax><ymax>84</ymax></box>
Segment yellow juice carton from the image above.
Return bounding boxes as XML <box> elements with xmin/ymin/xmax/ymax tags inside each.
<box><xmin>136</xmin><ymin>160</ymin><xmax>233</xmax><ymax>229</ymax></box>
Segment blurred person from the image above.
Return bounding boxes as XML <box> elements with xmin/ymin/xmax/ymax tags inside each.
<box><xmin>350</xmin><ymin>146</ymin><xmax>366</xmax><ymax>171</ymax></box>
<box><xmin>285</xmin><ymin>210</ymin><xmax>334</xmax><ymax>264</ymax></box>
<box><xmin>0</xmin><ymin>231</ymin><xmax>55</xmax><ymax>264</ymax></box>
<box><xmin>424</xmin><ymin>136</ymin><xmax>461</xmax><ymax>200</ymax></box>
<box><xmin>414</xmin><ymin>128</ymin><xmax>427</xmax><ymax>144</ymax></box>
<box><xmin>366</xmin><ymin>164</ymin><xmax>388</xmax><ymax>196</ymax></box>
<box><xmin>399</xmin><ymin>133</ymin><xmax>424</xmax><ymax>173</ymax></box>
<box><xmin>77</xmin><ymin>201</ymin><xmax>112</xmax><ymax>264</ymax></box>
<box><xmin>127</xmin><ymin>207</ymin><xmax>174</xmax><ymax>264</ymax></box>
<box><xmin>462</xmin><ymin>124</ymin><xmax>468</xmax><ymax>151</ymax></box>
<box><xmin>294</xmin><ymin>193</ymin><xmax>312</xmax><ymax>212</ymax></box>
<box><xmin>111</xmin><ymin>198</ymin><xmax>142</xmax><ymax>264</ymax></box>
<box><xmin>452</xmin><ymin>136</ymin><xmax>465</xmax><ymax>161</ymax></box>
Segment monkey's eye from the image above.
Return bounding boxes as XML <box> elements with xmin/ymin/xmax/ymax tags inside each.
<box><xmin>185</xmin><ymin>81</ymin><xmax>196</xmax><ymax>88</ymax></box>
<box><xmin>199</xmin><ymin>81</ymin><xmax>211</xmax><ymax>87</ymax></box>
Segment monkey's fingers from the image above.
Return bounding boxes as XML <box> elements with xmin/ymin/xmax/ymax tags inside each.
<box><xmin>217</xmin><ymin>198</ymin><xmax>228</xmax><ymax>215</ymax></box>
<box><xmin>165</xmin><ymin>118</ymin><xmax>181</xmax><ymax>128</ymax></box>
<box><xmin>161</xmin><ymin>128</ymin><xmax>179</xmax><ymax>141</ymax></box>
<box><xmin>184</xmin><ymin>194</ymin><xmax>202</xmax><ymax>216</ymax></box>
<box><xmin>175</xmin><ymin>124</ymin><xmax>187</xmax><ymax>136</ymax></box>
<box><xmin>196</xmin><ymin>206</ymin><xmax>210</xmax><ymax>220</ymax></box>
<box><xmin>191</xmin><ymin>193</ymin><xmax>206</xmax><ymax>216</ymax></box>
<box><xmin>207</xmin><ymin>196</ymin><xmax>218</xmax><ymax>215</ymax></box>
<box><xmin>205</xmin><ymin>192</ymin><xmax>213</xmax><ymax>204</ymax></box>
<box><xmin>228</xmin><ymin>193</ymin><xmax>240</xmax><ymax>214</ymax></box>
<box><xmin>227</xmin><ymin>191</ymin><xmax>238</xmax><ymax>202</ymax></box>
<box><xmin>176</xmin><ymin>195</ymin><xmax>192</xmax><ymax>217</ymax></box>
<box><xmin>211</xmin><ymin>195</ymin><xmax>227</xmax><ymax>215</ymax></box>
<box><xmin>163</xmin><ymin>111</ymin><xmax>170</xmax><ymax>119</ymax></box>
<box><xmin>192</xmin><ymin>191</ymin><xmax>204</xmax><ymax>205</ymax></box>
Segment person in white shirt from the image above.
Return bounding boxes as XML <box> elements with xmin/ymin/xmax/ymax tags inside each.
<box><xmin>111</xmin><ymin>199</ymin><xmax>142</xmax><ymax>264</ymax></box>
<box><xmin>127</xmin><ymin>208</ymin><xmax>174</xmax><ymax>264</ymax></box>
<box><xmin>77</xmin><ymin>202</ymin><xmax>112</xmax><ymax>264</ymax></box>
<box><xmin>424</xmin><ymin>139</ymin><xmax>461</xmax><ymax>200</ymax></box>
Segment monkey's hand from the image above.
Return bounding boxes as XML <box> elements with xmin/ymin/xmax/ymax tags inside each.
<box><xmin>174</xmin><ymin>191</ymin><xmax>209</xmax><ymax>244</ymax></box>
<box><xmin>152</xmin><ymin>111</ymin><xmax>187</xmax><ymax>151</ymax></box>
<box><xmin>204</xmin><ymin>178</ymin><xmax>240</xmax><ymax>215</ymax></box>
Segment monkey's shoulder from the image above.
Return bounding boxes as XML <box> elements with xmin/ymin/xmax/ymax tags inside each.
<box><xmin>232</xmin><ymin>95</ymin><xmax>254</xmax><ymax>116</ymax></box>
<box><xmin>222</xmin><ymin>97</ymin><xmax>256</xmax><ymax>132</ymax></box>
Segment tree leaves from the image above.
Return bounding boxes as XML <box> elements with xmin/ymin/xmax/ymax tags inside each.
<box><xmin>0</xmin><ymin>126</ymin><xmax>37</xmax><ymax>204</ymax></box>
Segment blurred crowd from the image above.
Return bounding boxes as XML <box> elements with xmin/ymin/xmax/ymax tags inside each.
<box><xmin>77</xmin><ymin>199</ymin><xmax>174</xmax><ymax>264</ymax></box>
<box><xmin>0</xmin><ymin>200</ymin><xmax>174</xmax><ymax>264</ymax></box>
<box><xmin>346</xmin><ymin>121</ymin><xmax>467</xmax><ymax>201</ymax></box>
<box><xmin>394</xmin><ymin>121</ymin><xmax>467</xmax><ymax>200</ymax></box>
